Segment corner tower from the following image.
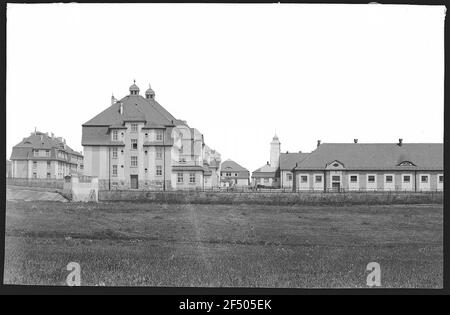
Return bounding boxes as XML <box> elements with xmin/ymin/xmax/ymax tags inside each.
<box><xmin>270</xmin><ymin>134</ymin><xmax>281</xmax><ymax>168</ymax></box>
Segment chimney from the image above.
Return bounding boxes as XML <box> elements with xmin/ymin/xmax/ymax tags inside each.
<box><xmin>286</xmin><ymin>151</ymin><xmax>289</xmax><ymax>154</ymax></box>
<box><xmin>354</xmin><ymin>139</ymin><xmax>358</xmax><ymax>143</ymax></box>
<box><xmin>111</xmin><ymin>94</ymin><xmax>117</xmax><ymax>105</ymax></box>
<box><xmin>398</xmin><ymin>138</ymin><xmax>403</xmax><ymax>146</ymax></box>
<box><xmin>317</xmin><ymin>140</ymin><xmax>321</xmax><ymax>147</ymax></box>
<box><xmin>119</xmin><ymin>102</ymin><xmax>123</xmax><ymax>115</ymax></box>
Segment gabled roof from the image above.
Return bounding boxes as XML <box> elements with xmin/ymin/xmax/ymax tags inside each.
<box><xmin>279</xmin><ymin>152</ymin><xmax>310</xmax><ymax>170</ymax></box>
<box><xmin>83</xmin><ymin>94</ymin><xmax>176</xmax><ymax>127</ymax></box>
<box><xmin>294</xmin><ymin>143</ymin><xmax>443</xmax><ymax>171</ymax></box>
<box><xmin>252</xmin><ymin>164</ymin><xmax>279</xmax><ymax>178</ymax></box>
<box><xmin>221</xmin><ymin>159</ymin><xmax>249</xmax><ymax>173</ymax></box>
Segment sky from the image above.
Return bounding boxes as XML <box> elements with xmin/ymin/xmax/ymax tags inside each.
<box><xmin>7</xmin><ymin>3</ymin><xmax>445</xmax><ymax>173</ymax></box>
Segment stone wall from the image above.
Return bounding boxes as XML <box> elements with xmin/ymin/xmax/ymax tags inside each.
<box><xmin>98</xmin><ymin>190</ymin><xmax>443</xmax><ymax>205</ymax></box>
<box><xmin>6</xmin><ymin>178</ymin><xmax>64</xmax><ymax>190</ymax></box>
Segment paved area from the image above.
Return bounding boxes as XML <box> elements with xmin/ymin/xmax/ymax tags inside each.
<box><xmin>7</xmin><ymin>188</ymin><xmax>67</xmax><ymax>202</ymax></box>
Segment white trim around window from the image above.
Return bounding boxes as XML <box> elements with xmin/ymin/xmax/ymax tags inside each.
<box><xmin>437</xmin><ymin>173</ymin><xmax>443</xmax><ymax>191</ymax></box>
<box><xmin>401</xmin><ymin>173</ymin><xmax>413</xmax><ymax>191</ymax></box>
<box><xmin>348</xmin><ymin>174</ymin><xmax>359</xmax><ymax>191</ymax></box>
<box><xmin>384</xmin><ymin>174</ymin><xmax>395</xmax><ymax>191</ymax></box>
<box><xmin>419</xmin><ymin>173</ymin><xmax>431</xmax><ymax>191</ymax></box>
<box><xmin>366</xmin><ymin>174</ymin><xmax>377</xmax><ymax>190</ymax></box>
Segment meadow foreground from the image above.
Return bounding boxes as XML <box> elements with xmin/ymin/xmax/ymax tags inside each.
<box><xmin>4</xmin><ymin>200</ymin><xmax>443</xmax><ymax>288</ymax></box>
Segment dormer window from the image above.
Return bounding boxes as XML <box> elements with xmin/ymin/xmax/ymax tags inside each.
<box><xmin>399</xmin><ymin>161</ymin><xmax>415</xmax><ymax>166</ymax></box>
<box><xmin>333</xmin><ymin>163</ymin><xmax>339</xmax><ymax>167</ymax></box>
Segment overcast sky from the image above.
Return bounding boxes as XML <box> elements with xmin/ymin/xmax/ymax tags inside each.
<box><xmin>7</xmin><ymin>3</ymin><xmax>445</xmax><ymax>173</ymax></box>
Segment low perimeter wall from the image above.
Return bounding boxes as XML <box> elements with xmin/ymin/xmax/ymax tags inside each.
<box><xmin>98</xmin><ymin>190</ymin><xmax>443</xmax><ymax>205</ymax></box>
<box><xmin>6</xmin><ymin>178</ymin><xmax>64</xmax><ymax>190</ymax></box>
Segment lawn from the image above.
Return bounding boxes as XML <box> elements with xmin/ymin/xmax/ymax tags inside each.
<box><xmin>3</xmin><ymin>200</ymin><xmax>443</xmax><ymax>288</ymax></box>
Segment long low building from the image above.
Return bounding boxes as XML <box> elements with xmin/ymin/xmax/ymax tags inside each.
<box><xmin>292</xmin><ymin>140</ymin><xmax>443</xmax><ymax>192</ymax></box>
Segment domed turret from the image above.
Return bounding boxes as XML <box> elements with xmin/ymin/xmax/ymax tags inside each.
<box><xmin>129</xmin><ymin>80</ymin><xmax>140</xmax><ymax>95</ymax></box>
<box><xmin>145</xmin><ymin>83</ymin><xmax>155</xmax><ymax>100</ymax></box>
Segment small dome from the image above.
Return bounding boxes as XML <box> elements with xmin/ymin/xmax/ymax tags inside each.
<box><xmin>129</xmin><ymin>80</ymin><xmax>140</xmax><ymax>95</ymax></box>
<box><xmin>145</xmin><ymin>84</ymin><xmax>155</xmax><ymax>99</ymax></box>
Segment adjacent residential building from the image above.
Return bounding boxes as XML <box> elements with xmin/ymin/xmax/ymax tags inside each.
<box><xmin>292</xmin><ymin>140</ymin><xmax>443</xmax><ymax>192</ymax></box>
<box><xmin>82</xmin><ymin>81</ymin><xmax>221</xmax><ymax>190</ymax></box>
<box><xmin>6</xmin><ymin>160</ymin><xmax>12</xmax><ymax>178</ymax></box>
<box><xmin>10</xmin><ymin>131</ymin><xmax>84</xmax><ymax>179</ymax></box>
<box><xmin>279</xmin><ymin>151</ymin><xmax>309</xmax><ymax>189</ymax></box>
<box><xmin>220</xmin><ymin>159</ymin><xmax>250</xmax><ymax>187</ymax></box>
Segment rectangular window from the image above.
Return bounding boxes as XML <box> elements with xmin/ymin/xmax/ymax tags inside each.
<box><xmin>301</xmin><ymin>175</ymin><xmax>308</xmax><ymax>183</ymax></box>
<box><xmin>47</xmin><ymin>161</ymin><xmax>51</xmax><ymax>168</ymax></box>
<box><xmin>33</xmin><ymin>172</ymin><xmax>37</xmax><ymax>179</ymax></box>
<box><xmin>439</xmin><ymin>175</ymin><xmax>444</xmax><ymax>183</ymax></box>
<box><xmin>315</xmin><ymin>175</ymin><xmax>322</xmax><ymax>183</ymax></box>
<box><xmin>156</xmin><ymin>130</ymin><xmax>163</xmax><ymax>141</ymax></box>
<box><xmin>332</xmin><ymin>175</ymin><xmax>340</xmax><ymax>182</ymax></box>
<box><xmin>385</xmin><ymin>175</ymin><xmax>393</xmax><ymax>183</ymax></box>
<box><xmin>131</xmin><ymin>139</ymin><xmax>138</xmax><ymax>150</ymax></box>
<box><xmin>368</xmin><ymin>175</ymin><xmax>375</xmax><ymax>183</ymax></box>
<box><xmin>156</xmin><ymin>147</ymin><xmax>163</xmax><ymax>160</ymax></box>
<box><xmin>350</xmin><ymin>175</ymin><xmax>358</xmax><ymax>183</ymax></box>
<box><xmin>421</xmin><ymin>175</ymin><xmax>428</xmax><ymax>183</ymax></box>
<box><xmin>33</xmin><ymin>161</ymin><xmax>37</xmax><ymax>169</ymax></box>
<box><xmin>131</xmin><ymin>156</ymin><xmax>138</xmax><ymax>167</ymax></box>
<box><xmin>403</xmin><ymin>175</ymin><xmax>411</xmax><ymax>183</ymax></box>
<box><xmin>177</xmin><ymin>173</ymin><xmax>183</xmax><ymax>183</ymax></box>
<box><xmin>156</xmin><ymin>165</ymin><xmax>162</xmax><ymax>176</ymax></box>
<box><xmin>46</xmin><ymin>172</ymin><xmax>51</xmax><ymax>179</ymax></box>
<box><xmin>264</xmin><ymin>178</ymin><xmax>269</xmax><ymax>184</ymax></box>
<box><xmin>287</xmin><ymin>173</ymin><xmax>293</xmax><ymax>181</ymax></box>
<box><xmin>112</xmin><ymin>147</ymin><xmax>118</xmax><ymax>159</ymax></box>
<box><xmin>189</xmin><ymin>173</ymin><xmax>196</xmax><ymax>183</ymax></box>
<box><xmin>113</xmin><ymin>130</ymin><xmax>118</xmax><ymax>141</ymax></box>
<box><xmin>112</xmin><ymin>165</ymin><xmax>117</xmax><ymax>176</ymax></box>
<box><xmin>45</xmin><ymin>150</ymin><xmax>50</xmax><ymax>157</ymax></box>
<box><xmin>131</xmin><ymin>123</ymin><xmax>138</xmax><ymax>132</ymax></box>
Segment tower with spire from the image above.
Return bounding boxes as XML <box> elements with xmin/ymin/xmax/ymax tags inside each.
<box><xmin>270</xmin><ymin>134</ymin><xmax>281</xmax><ymax>168</ymax></box>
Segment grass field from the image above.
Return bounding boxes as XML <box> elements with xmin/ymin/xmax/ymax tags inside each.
<box><xmin>4</xmin><ymin>200</ymin><xmax>443</xmax><ymax>288</ymax></box>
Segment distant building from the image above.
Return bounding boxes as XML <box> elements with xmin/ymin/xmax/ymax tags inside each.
<box><xmin>220</xmin><ymin>159</ymin><xmax>250</xmax><ymax>187</ymax></box>
<box><xmin>9</xmin><ymin>131</ymin><xmax>84</xmax><ymax>179</ymax></box>
<box><xmin>82</xmin><ymin>81</ymin><xmax>220</xmax><ymax>190</ymax></box>
<box><xmin>252</xmin><ymin>135</ymin><xmax>309</xmax><ymax>188</ymax></box>
<box><xmin>292</xmin><ymin>140</ymin><xmax>443</xmax><ymax>192</ymax></box>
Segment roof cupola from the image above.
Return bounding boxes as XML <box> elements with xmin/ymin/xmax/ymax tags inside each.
<box><xmin>145</xmin><ymin>83</ymin><xmax>155</xmax><ymax>100</ymax></box>
<box><xmin>129</xmin><ymin>80</ymin><xmax>140</xmax><ymax>96</ymax></box>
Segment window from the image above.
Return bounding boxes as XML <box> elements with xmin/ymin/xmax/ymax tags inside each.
<box><xmin>403</xmin><ymin>175</ymin><xmax>411</xmax><ymax>183</ymax></box>
<box><xmin>264</xmin><ymin>178</ymin><xmax>269</xmax><ymax>184</ymax></box>
<box><xmin>156</xmin><ymin>147</ymin><xmax>163</xmax><ymax>160</ymax></box>
<box><xmin>112</xmin><ymin>130</ymin><xmax>118</xmax><ymax>141</ymax></box>
<box><xmin>332</xmin><ymin>175</ymin><xmax>340</xmax><ymax>182</ymax></box>
<box><xmin>80</xmin><ymin>164</ymin><xmax>84</xmax><ymax>170</ymax></box>
<box><xmin>439</xmin><ymin>175</ymin><xmax>444</xmax><ymax>183</ymax></box>
<box><xmin>156</xmin><ymin>130</ymin><xmax>163</xmax><ymax>141</ymax></box>
<box><xmin>301</xmin><ymin>175</ymin><xmax>308</xmax><ymax>183</ymax></box>
<box><xmin>47</xmin><ymin>161</ymin><xmax>51</xmax><ymax>168</ymax></box>
<box><xmin>131</xmin><ymin>139</ymin><xmax>138</xmax><ymax>150</ymax></box>
<box><xmin>315</xmin><ymin>175</ymin><xmax>322</xmax><ymax>183</ymax></box>
<box><xmin>131</xmin><ymin>123</ymin><xmax>138</xmax><ymax>132</ymax></box>
<box><xmin>399</xmin><ymin>161</ymin><xmax>414</xmax><ymax>166</ymax></box>
<box><xmin>385</xmin><ymin>175</ymin><xmax>393</xmax><ymax>183</ymax></box>
<box><xmin>112</xmin><ymin>165</ymin><xmax>118</xmax><ymax>177</ymax></box>
<box><xmin>189</xmin><ymin>173</ymin><xmax>196</xmax><ymax>183</ymax></box>
<box><xmin>350</xmin><ymin>175</ymin><xmax>358</xmax><ymax>183</ymax></box>
<box><xmin>47</xmin><ymin>172</ymin><xmax>51</xmax><ymax>179</ymax></box>
<box><xmin>287</xmin><ymin>173</ymin><xmax>293</xmax><ymax>181</ymax></box>
<box><xmin>177</xmin><ymin>173</ymin><xmax>184</xmax><ymax>183</ymax></box>
<box><xmin>180</xmin><ymin>146</ymin><xmax>183</xmax><ymax>154</ymax></box>
<box><xmin>235</xmin><ymin>173</ymin><xmax>238</xmax><ymax>177</ymax></box>
<box><xmin>45</xmin><ymin>150</ymin><xmax>50</xmax><ymax>157</ymax></box>
<box><xmin>112</xmin><ymin>147</ymin><xmax>118</xmax><ymax>159</ymax></box>
<box><xmin>33</xmin><ymin>161</ymin><xmax>37</xmax><ymax>169</ymax></box>
<box><xmin>156</xmin><ymin>165</ymin><xmax>162</xmax><ymax>176</ymax></box>
<box><xmin>33</xmin><ymin>172</ymin><xmax>37</xmax><ymax>179</ymax></box>
<box><xmin>333</xmin><ymin>163</ymin><xmax>339</xmax><ymax>167</ymax></box>
<box><xmin>131</xmin><ymin>156</ymin><xmax>138</xmax><ymax>167</ymax></box>
<box><xmin>226</xmin><ymin>172</ymin><xmax>231</xmax><ymax>177</ymax></box>
<box><xmin>368</xmin><ymin>175</ymin><xmax>376</xmax><ymax>183</ymax></box>
<box><xmin>421</xmin><ymin>175</ymin><xmax>428</xmax><ymax>183</ymax></box>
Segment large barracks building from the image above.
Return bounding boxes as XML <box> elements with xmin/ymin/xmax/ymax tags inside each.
<box><xmin>81</xmin><ymin>81</ymin><xmax>221</xmax><ymax>190</ymax></box>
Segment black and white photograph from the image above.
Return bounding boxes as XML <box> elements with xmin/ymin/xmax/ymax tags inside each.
<box><xmin>2</xmin><ymin>1</ymin><xmax>446</xmax><ymax>297</ymax></box>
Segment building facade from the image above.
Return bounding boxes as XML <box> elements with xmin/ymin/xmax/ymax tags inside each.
<box><xmin>10</xmin><ymin>131</ymin><xmax>84</xmax><ymax>179</ymax></box>
<box><xmin>292</xmin><ymin>140</ymin><xmax>443</xmax><ymax>192</ymax></box>
<box><xmin>82</xmin><ymin>81</ymin><xmax>220</xmax><ymax>190</ymax></box>
<box><xmin>220</xmin><ymin>159</ymin><xmax>250</xmax><ymax>187</ymax></box>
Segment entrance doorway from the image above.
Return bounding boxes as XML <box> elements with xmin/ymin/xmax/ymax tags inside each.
<box><xmin>331</xmin><ymin>175</ymin><xmax>341</xmax><ymax>192</ymax></box>
<box><xmin>130</xmin><ymin>175</ymin><xmax>138</xmax><ymax>189</ymax></box>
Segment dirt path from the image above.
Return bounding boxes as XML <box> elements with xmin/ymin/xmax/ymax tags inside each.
<box><xmin>7</xmin><ymin>188</ymin><xmax>67</xmax><ymax>203</ymax></box>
